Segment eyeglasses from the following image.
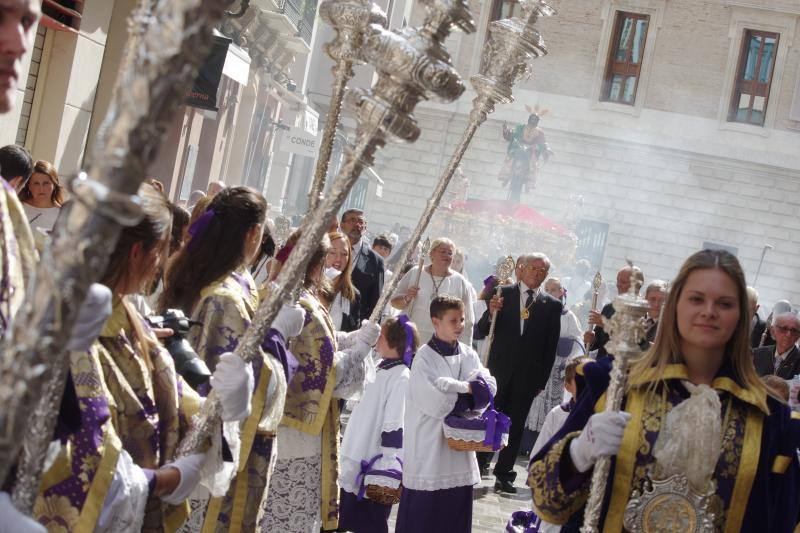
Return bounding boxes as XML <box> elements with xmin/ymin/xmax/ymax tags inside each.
<box><xmin>522</xmin><ymin>265</ymin><xmax>549</xmax><ymax>274</ymax></box>
<box><xmin>774</xmin><ymin>325</ymin><xmax>800</xmax><ymax>336</ymax></box>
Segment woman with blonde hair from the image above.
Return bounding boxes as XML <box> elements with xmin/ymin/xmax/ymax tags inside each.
<box><xmin>322</xmin><ymin>231</ymin><xmax>361</xmax><ymax>332</ymax></box>
<box><xmin>529</xmin><ymin>249</ymin><xmax>799</xmax><ymax>532</ymax></box>
<box><xmin>390</xmin><ymin>237</ymin><xmax>475</xmax><ymax>344</ymax></box>
<box><xmin>19</xmin><ymin>159</ymin><xmax>65</xmax><ymax>232</ymax></box>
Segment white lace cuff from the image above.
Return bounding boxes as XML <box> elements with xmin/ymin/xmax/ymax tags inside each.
<box><xmin>443</xmin><ymin>425</ymin><xmax>509</xmax><ymax>447</ymax></box>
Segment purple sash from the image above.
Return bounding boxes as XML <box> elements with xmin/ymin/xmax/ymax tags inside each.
<box><xmin>477</xmin><ymin>376</ymin><xmax>511</xmax><ymax>451</ymax></box>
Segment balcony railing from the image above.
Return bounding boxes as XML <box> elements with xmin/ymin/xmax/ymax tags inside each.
<box><xmin>276</xmin><ymin>0</ymin><xmax>317</xmax><ymax>44</ymax></box>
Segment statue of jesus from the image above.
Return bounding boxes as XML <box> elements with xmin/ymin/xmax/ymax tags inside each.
<box><xmin>499</xmin><ymin>105</ymin><xmax>553</xmax><ymax>199</ymax></box>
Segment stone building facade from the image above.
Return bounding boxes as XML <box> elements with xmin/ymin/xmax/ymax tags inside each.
<box><xmin>362</xmin><ymin>0</ymin><xmax>800</xmax><ymax>309</ymax></box>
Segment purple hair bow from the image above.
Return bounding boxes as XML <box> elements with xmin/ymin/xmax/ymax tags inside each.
<box><xmin>397</xmin><ymin>314</ymin><xmax>415</xmax><ymax>366</ymax></box>
<box><xmin>187</xmin><ymin>208</ymin><xmax>216</xmax><ymax>251</ymax></box>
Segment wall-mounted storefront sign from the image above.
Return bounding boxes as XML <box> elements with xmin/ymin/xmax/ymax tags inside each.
<box><xmin>279</xmin><ymin>126</ymin><xmax>320</xmax><ymax>158</ymax></box>
<box><xmin>185</xmin><ymin>34</ymin><xmax>232</xmax><ymax>111</ymax></box>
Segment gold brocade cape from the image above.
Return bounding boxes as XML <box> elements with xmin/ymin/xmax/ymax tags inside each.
<box><xmin>0</xmin><ymin>182</ymin><xmax>36</xmax><ymax>337</ymax></box>
<box><xmin>190</xmin><ymin>270</ymin><xmax>288</xmax><ymax>533</ymax></box>
<box><xmin>99</xmin><ymin>298</ymin><xmax>202</xmax><ymax>532</ymax></box>
<box><xmin>34</xmin><ymin>347</ymin><xmax>122</xmax><ymax>532</ymax></box>
<box><xmin>281</xmin><ymin>290</ymin><xmax>341</xmax><ymax>530</ymax></box>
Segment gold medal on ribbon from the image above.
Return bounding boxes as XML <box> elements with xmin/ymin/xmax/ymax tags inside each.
<box><xmin>520</xmin><ymin>308</ymin><xmax>530</xmax><ymax>320</ymax></box>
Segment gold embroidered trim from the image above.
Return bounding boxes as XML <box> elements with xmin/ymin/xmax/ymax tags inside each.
<box><xmin>75</xmin><ymin>413</ymin><xmax>122</xmax><ymax>531</ymax></box>
<box><xmin>201</xmin><ymin>496</ymin><xmax>223</xmax><ymax>533</ymax></box>
<box><xmin>724</xmin><ymin>407</ymin><xmax>763</xmax><ymax>533</ymax></box>
<box><xmin>603</xmin><ymin>388</ymin><xmax>646</xmax><ymax>532</ymax></box>
<box><xmin>529</xmin><ymin>431</ymin><xmax>589</xmax><ymax>525</ymax></box>
<box><xmin>238</xmin><ymin>360</ymin><xmax>272</xmax><ymax>473</ymax></box>
<box><xmin>164</xmin><ymin>501</ymin><xmax>190</xmax><ymax>532</ymax></box>
<box><xmin>772</xmin><ymin>455</ymin><xmax>791</xmax><ymax>475</ymax></box>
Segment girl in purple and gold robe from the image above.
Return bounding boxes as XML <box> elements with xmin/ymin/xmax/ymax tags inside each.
<box><xmin>35</xmin><ymin>184</ymin><xmax>251</xmax><ymax>532</ymax></box>
<box><xmin>259</xmin><ymin>232</ymin><xmax>381</xmax><ymax>532</ymax></box>
<box><xmin>529</xmin><ymin>249</ymin><xmax>800</xmax><ymax>532</ymax></box>
<box><xmin>0</xmin><ymin>178</ymin><xmax>36</xmax><ymax>339</ymax></box>
<box><xmin>160</xmin><ymin>187</ymin><xmax>302</xmax><ymax>532</ymax></box>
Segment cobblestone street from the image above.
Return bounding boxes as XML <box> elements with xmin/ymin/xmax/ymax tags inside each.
<box><xmin>388</xmin><ymin>456</ymin><xmax>533</xmax><ymax>532</ymax></box>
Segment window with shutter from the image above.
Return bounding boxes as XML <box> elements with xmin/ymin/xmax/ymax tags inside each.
<box><xmin>41</xmin><ymin>0</ymin><xmax>83</xmax><ymax>33</ymax></box>
<box><xmin>601</xmin><ymin>11</ymin><xmax>650</xmax><ymax>105</ymax></box>
<box><xmin>728</xmin><ymin>29</ymin><xmax>779</xmax><ymax>126</ymax></box>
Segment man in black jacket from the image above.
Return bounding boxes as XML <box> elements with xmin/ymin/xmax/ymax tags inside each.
<box><xmin>476</xmin><ymin>253</ymin><xmax>561</xmax><ymax>493</ymax></box>
<box><xmin>583</xmin><ymin>265</ymin><xmax>637</xmax><ymax>358</ymax></box>
<box><xmin>753</xmin><ymin>312</ymin><xmax>800</xmax><ymax>379</ymax></box>
<box><xmin>341</xmin><ymin>209</ymin><xmax>384</xmax><ymax>320</ymax></box>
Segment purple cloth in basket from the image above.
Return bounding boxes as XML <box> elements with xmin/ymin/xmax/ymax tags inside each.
<box><xmin>444</xmin><ymin>414</ymin><xmax>490</xmax><ymax>431</ymax></box>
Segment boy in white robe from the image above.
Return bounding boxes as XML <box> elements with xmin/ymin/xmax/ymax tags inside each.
<box><xmin>396</xmin><ymin>295</ymin><xmax>497</xmax><ymax>533</ymax></box>
<box><xmin>339</xmin><ymin>315</ymin><xmax>420</xmax><ymax>532</ymax></box>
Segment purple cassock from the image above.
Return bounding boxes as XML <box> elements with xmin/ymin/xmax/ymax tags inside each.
<box><xmin>395</xmin><ymin>485</ymin><xmax>473</xmax><ymax>532</ymax></box>
<box><xmin>395</xmin><ymin>336</ymin><xmax>498</xmax><ymax>533</ymax></box>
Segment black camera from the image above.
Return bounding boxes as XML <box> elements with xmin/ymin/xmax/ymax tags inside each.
<box><xmin>148</xmin><ymin>309</ymin><xmax>211</xmax><ymax>390</ymax></box>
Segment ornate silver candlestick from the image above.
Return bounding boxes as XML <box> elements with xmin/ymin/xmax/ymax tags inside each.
<box><xmin>309</xmin><ymin>0</ymin><xmax>387</xmax><ymax>210</ymax></box>
<box><xmin>405</xmin><ymin>237</ymin><xmax>431</xmax><ymax>316</ymax></box>
<box><xmin>179</xmin><ymin>0</ymin><xmax>475</xmax><ymax>457</ymax></box>
<box><xmin>369</xmin><ymin>0</ymin><xmax>555</xmax><ymax>322</ymax></box>
<box><xmin>8</xmin><ymin>0</ymin><xmax>233</xmax><ymax>512</ymax></box>
<box><xmin>481</xmin><ymin>255</ymin><xmax>516</xmax><ymax>364</ymax></box>
<box><xmin>581</xmin><ymin>265</ymin><xmax>649</xmax><ymax>533</ymax></box>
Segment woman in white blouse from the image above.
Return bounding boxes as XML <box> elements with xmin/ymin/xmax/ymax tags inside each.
<box><xmin>19</xmin><ymin>160</ymin><xmax>64</xmax><ymax>233</ymax></box>
<box><xmin>322</xmin><ymin>231</ymin><xmax>362</xmax><ymax>332</ymax></box>
<box><xmin>391</xmin><ymin>237</ymin><xmax>475</xmax><ymax>344</ymax></box>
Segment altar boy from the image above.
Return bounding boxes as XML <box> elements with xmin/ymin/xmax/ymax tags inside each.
<box><xmin>396</xmin><ymin>295</ymin><xmax>497</xmax><ymax>533</ymax></box>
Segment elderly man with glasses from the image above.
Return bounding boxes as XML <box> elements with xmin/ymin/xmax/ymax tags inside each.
<box><xmin>475</xmin><ymin>253</ymin><xmax>561</xmax><ymax>493</ymax></box>
<box><xmin>753</xmin><ymin>311</ymin><xmax>800</xmax><ymax>379</ymax></box>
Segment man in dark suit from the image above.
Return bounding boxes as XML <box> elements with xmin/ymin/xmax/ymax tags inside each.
<box><xmin>583</xmin><ymin>265</ymin><xmax>637</xmax><ymax>358</ymax></box>
<box><xmin>644</xmin><ymin>280</ymin><xmax>667</xmax><ymax>344</ymax></box>
<box><xmin>341</xmin><ymin>209</ymin><xmax>384</xmax><ymax>320</ymax></box>
<box><xmin>476</xmin><ymin>253</ymin><xmax>561</xmax><ymax>493</ymax></box>
<box><xmin>753</xmin><ymin>312</ymin><xmax>800</xmax><ymax>379</ymax></box>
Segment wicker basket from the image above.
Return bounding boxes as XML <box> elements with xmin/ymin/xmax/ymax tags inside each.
<box><xmin>365</xmin><ymin>484</ymin><xmax>402</xmax><ymax>505</ymax></box>
<box><xmin>446</xmin><ymin>437</ymin><xmax>504</xmax><ymax>453</ymax></box>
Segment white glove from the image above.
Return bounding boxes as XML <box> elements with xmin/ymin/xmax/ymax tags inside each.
<box><xmin>356</xmin><ymin>320</ymin><xmax>380</xmax><ymax>347</ymax></box>
<box><xmin>210</xmin><ymin>352</ymin><xmax>254</xmax><ymax>422</ymax></box>
<box><xmin>434</xmin><ymin>376</ymin><xmax>470</xmax><ymax>394</ymax></box>
<box><xmin>66</xmin><ymin>283</ymin><xmax>112</xmax><ymax>352</ymax></box>
<box><xmin>272</xmin><ymin>303</ymin><xmax>305</xmax><ymax>340</ymax></box>
<box><xmin>0</xmin><ymin>492</ymin><xmax>46</xmax><ymax>532</ymax></box>
<box><xmin>569</xmin><ymin>411</ymin><xmax>632</xmax><ymax>473</ymax></box>
<box><xmin>160</xmin><ymin>453</ymin><xmax>206</xmax><ymax>505</ymax></box>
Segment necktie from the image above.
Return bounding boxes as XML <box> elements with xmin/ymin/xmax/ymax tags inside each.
<box><xmin>521</xmin><ymin>289</ymin><xmax>534</xmax><ymax>323</ymax></box>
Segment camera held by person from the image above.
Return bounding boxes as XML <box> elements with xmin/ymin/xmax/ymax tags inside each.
<box><xmin>148</xmin><ymin>309</ymin><xmax>211</xmax><ymax>389</ymax></box>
